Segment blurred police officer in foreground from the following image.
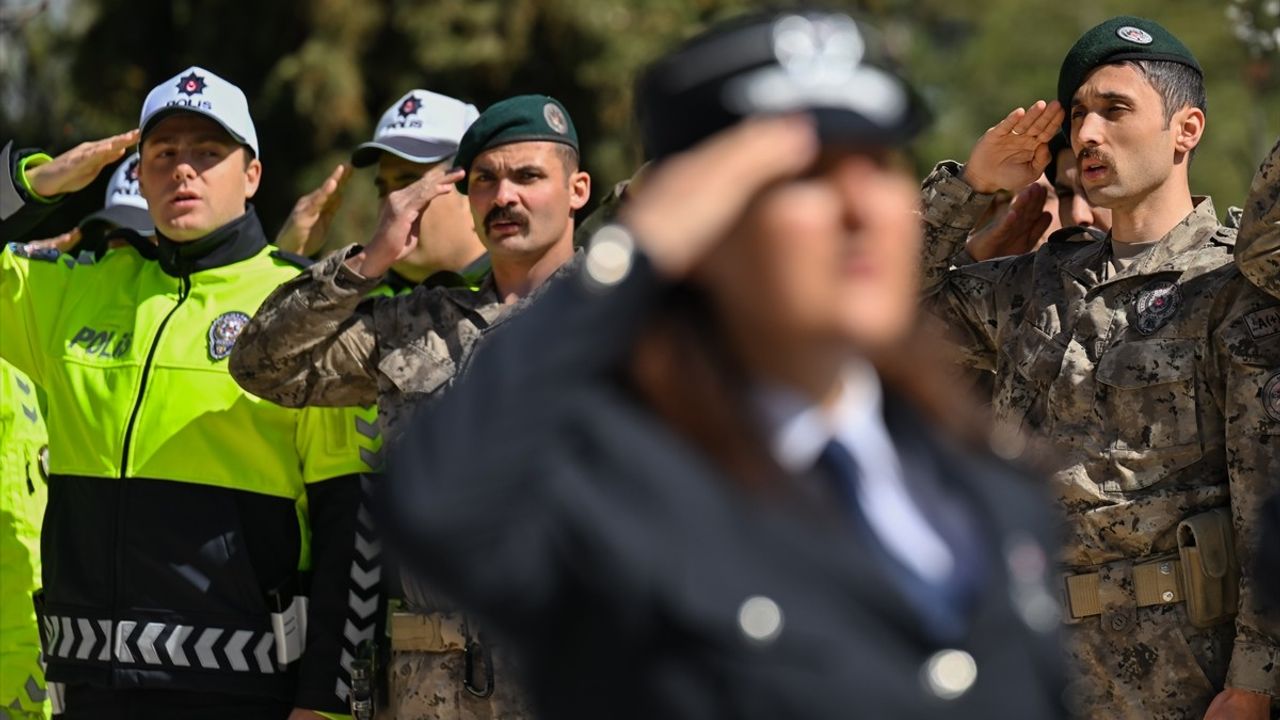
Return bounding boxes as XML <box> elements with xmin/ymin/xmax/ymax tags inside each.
<box><xmin>381</xmin><ymin>9</ymin><xmax>1066</xmax><ymax>719</ymax></box>
<box><xmin>920</xmin><ymin>16</ymin><xmax>1280</xmax><ymax>719</ymax></box>
<box><xmin>1</xmin><ymin>66</ymin><xmax>375</xmax><ymax>718</ymax></box>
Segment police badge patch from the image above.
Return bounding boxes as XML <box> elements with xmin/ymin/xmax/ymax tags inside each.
<box><xmin>1134</xmin><ymin>280</ymin><xmax>1181</xmax><ymax>335</ymax></box>
<box><xmin>1264</xmin><ymin>371</ymin><xmax>1280</xmax><ymax>423</ymax></box>
<box><xmin>208</xmin><ymin>311</ymin><xmax>250</xmax><ymax>361</ymax></box>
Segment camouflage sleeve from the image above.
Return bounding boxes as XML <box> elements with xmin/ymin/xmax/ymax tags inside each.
<box><xmin>919</xmin><ymin>160</ymin><xmax>994</xmax><ymax>290</ymax></box>
<box><xmin>1209</xmin><ymin>278</ymin><xmax>1280</xmax><ymax>697</ymax></box>
<box><xmin>1236</xmin><ymin>136</ymin><xmax>1280</xmax><ymax>300</ymax></box>
<box><xmin>230</xmin><ymin>245</ymin><xmax>384</xmax><ymax>408</ymax></box>
<box><xmin>919</xmin><ymin>161</ymin><xmax>1022</xmax><ymax>373</ymax></box>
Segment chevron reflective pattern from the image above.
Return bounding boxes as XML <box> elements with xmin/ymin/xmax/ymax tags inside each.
<box><xmin>39</xmin><ymin>614</ymin><xmax>277</xmax><ymax>674</ymax></box>
<box><xmin>0</xmin><ymin>673</ymin><xmax>47</xmax><ymax>718</ymax></box>
<box><xmin>335</xmin><ymin>473</ymin><xmax>382</xmax><ymax>704</ymax></box>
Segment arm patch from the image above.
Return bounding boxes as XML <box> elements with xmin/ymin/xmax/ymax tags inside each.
<box><xmin>7</xmin><ymin>242</ymin><xmax>61</xmax><ymax>262</ymax></box>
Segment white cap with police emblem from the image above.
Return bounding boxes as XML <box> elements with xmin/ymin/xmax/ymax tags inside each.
<box><xmin>78</xmin><ymin>153</ymin><xmax>154</xmax><ymax>236</ymax></box>
<box><xmin>139</xmin><ymin>66</ymin><xmax>259</xmax><ymax>158</ymax></box>
<box><xmin>351</xmin><ymin>89</ymin><xmax>479</xmax><ymax>168</ymax></box>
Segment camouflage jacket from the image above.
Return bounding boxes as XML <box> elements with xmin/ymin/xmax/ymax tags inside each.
<box><xmin>920</xmin><ymin>161</ymin><xmax>1280</xmax><ymax>696</ymax></box>
<box><xmin>1238</xmin><ymin>136</ymin><xmax>1280</xmax><ymax>300</ymax></box>
<box><xmin>230</xmin><ymin>245</ymin><xmax>510</xmax><ymax>441</ymax></box>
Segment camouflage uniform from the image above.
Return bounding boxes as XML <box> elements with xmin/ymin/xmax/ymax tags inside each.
<box><xmin>1238</xmin><ymin>136</ymin><xmax>1280</xmax><ymax>300</ymax></box>
<box><xmin>230</xmin><ymin>245</ymin><xmax>538</xmax><ymax>719</ymax></box>
<box><xmin>920</xmin><ymin>161</ymin><xmax>1280</xmax><ymax>718</ymax></box>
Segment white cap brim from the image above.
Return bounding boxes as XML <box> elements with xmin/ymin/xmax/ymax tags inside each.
<box><xmin>79</xmin><ymin>205</ymin><xmax>155</xmax><ymax>236</ymax></box>
<box><xmin>351</xmin><ymin>137</ymin><xmax>458</xmax><ymax>168</ymax></box>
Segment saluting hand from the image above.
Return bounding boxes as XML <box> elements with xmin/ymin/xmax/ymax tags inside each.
<box><xmin>966</xmin><ymin>183</ymin><xmax>1054</xmax><ymax>261</ymax></box>
<box><xmin>961</xmin><ymin>101</ymin><xmax>1064</xmax><ymax>195</ymax></box>
<box><xmin>1203</xmin><ymin>687</ymin><xmax>1271</xmax><ymax>720</ymax></box>
<box><xmin>22</xmin><ymin>228</ymin><xmax>82</xmax><ymax>255</ymax></box>
<box><xmin>348</xmin><ymin>164</ymin><xmax>464</xmax><ymax>279</ymax></box>
<box><xmin>276</xmin><ymin>163</ymin><xmax>350</xmax><ymax>257</ymax></box>
<box><xmin>621</xmin><ymin>114</ymin><xmax>818</xmax><ymax>278</ymax></box>
<box><xmin>24</xmin><ymin>129</ymin><xmax>140</xmax><ymax>198</ymax></box>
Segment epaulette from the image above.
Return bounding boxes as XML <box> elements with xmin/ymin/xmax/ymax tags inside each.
<box><xmin>6</xmin><ymin>242</ymin><xmax>61</xmax><ymax>263</ymax></box>
<box><xmin>1224</xmin><ymin>206</ymin><xmax>1243</xmax><ymax>231</ymax></box>
<box><xmin>1212</xmin><ymin>225</ymin><xmax>1236</xmax><ymax>248</ymax></box>
<box><xmin>270</xmin><ymin>249</ymin><xmax>315</xmax><ymax>269</ymax></box>
<box><xmin>1046</xmin><ymin>225</ymin><xmax>1102</xmax><ymax>245</ymax></box>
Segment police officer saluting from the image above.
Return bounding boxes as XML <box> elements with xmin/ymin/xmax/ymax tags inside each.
<box><xmin>1</xmin><ymin>66</ymin><xmax>375</xmax><ymax>718</ymax></box>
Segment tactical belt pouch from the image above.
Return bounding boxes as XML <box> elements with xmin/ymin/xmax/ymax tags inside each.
<box><xmin>1177</xmin><ymin>508</ymin><xmax>1239</xmax><ymax>628</ymax></box>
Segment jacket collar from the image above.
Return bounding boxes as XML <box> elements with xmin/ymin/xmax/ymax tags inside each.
<box><xmin>154</xmin><ymin>206</ymin><xmax>267</xmax><ymax>277</ymax></box>
<box><xmin>1062</xmin><ymin>196</ymin><xmax>1220</xmax><ymax>289</ymax></box>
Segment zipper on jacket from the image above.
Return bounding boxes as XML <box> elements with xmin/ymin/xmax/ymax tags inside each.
<box><xmin>109</xmin><ymin>274</ymin><xmax>190</xmax><ymax>677</ymax></box>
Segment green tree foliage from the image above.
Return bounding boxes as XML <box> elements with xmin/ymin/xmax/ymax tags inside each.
<box><xmin>0</xmin><ymin>0</ymin><xmax>1276</xmax><ymax>245</ymax></box>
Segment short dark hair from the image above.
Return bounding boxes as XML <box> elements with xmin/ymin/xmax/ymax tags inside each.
<box><xmin>555</xmin><ymin>144</ymin><xmax>579</xmax><ymax>178</ymax></box>
<box><xmin>1120</xmin><ymin>59</ymin><xmax>1207</xmax><ymax>124</ymax></box>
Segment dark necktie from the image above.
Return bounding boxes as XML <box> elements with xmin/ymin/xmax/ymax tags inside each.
<box><xmin>814</xmin><ymin>439</ymin><xmax>973</xmax><ymax>642</ymax></box>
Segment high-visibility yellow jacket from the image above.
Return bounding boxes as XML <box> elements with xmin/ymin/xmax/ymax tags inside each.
<box><xmin>0</xmin><ymin>359</ymin><xmax>49</xmax><ymax>719</ymax></box>
<box><xmin>0</xmin><ymin>209</ymin><xmax>376</xmax><ymax>715</ymax></box>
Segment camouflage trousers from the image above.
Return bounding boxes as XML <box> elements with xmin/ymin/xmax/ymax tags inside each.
<box><xmin>377</xmin><ymin>646</ymin><xmax>535</xmax><ymax>720</ymax></box>
<box><xmin>1063</xmin><ymin>603</ymin><xmax>1232</xmax><ymax>720</ymax></box>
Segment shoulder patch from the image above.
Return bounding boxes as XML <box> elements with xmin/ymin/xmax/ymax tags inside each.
<box><xmin>1047</xmin><ymin>226</ymin><xmax>1102</xmax><ymax>245</ymax></box>
<box><xmin>270</xmin><ymin>249</ymin><xmax>315</xmax><ymax>269</ymax></box>
<box><xmin>1245</xmin><ymin>307</ymin><xmax>1280</xmax><ymax>341</ymax></box>
<box><xmin>1264</xmin><ymin>371</ymin><xmax>1280</xmax><ymax>423</ymax></box>
<box><xmin>7</xmin><ymin>242</ymin><xmax>61</xmax><ymax>263</ymax></box>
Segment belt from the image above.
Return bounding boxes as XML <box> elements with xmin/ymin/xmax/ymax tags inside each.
<box><xmin>1063</xmin><ymin>556</ymin><xmax>1184</xmax><ymax>620</ymax></box>
<box><xmin>40</xmin><ymin>613</ymin><xmax>278</xmax><ymax>674</ymax></box>
<box><xmin>388</xmin><ymin>611</ymin><xmax>467</xmax><ymax>653</ymax></box>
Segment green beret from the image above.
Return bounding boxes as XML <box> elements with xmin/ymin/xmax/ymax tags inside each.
<box><xmin>1057</xmin><ymin>16</ymin><xmax>1201</xmax><ymax>119</ymax></box>
<box><xmin>454</xmin><ymin>94</ymin><xmax>579</xmax><ymax>194</ymax></box>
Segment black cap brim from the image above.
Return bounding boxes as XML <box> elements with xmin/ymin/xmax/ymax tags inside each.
<box><xmin>351</xmin><ymin>137</ymin><xmax>458</xmax><ymax>168</ymax></box>
<box><xmin>79</xmin><ymin>205</ymin><xmax>155</xmax><ymax>236</ymax></box>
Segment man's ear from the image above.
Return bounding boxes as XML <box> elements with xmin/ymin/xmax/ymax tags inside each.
<box><xmin>569</xmin><ymin>170</ymin><xmax>591</xmax><ymax>212</ymax></box>
<box><xmin>244</xmin><ymin>154</ymin><xmax>263</xmax><ymax>199</ymax></box>
<box><xmin>1172</xmin><ymin>106</ymin><xmax>1205</xmax><ymax>156</ymax></box>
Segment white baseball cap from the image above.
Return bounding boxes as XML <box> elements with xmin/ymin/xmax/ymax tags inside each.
<box><xmin>139</xmin><ymin>66</ymin><xmax>259</xmax><ymax>157</ymax></box>
<box><xmin>78</xmin><ymin>153</ymin><xmax>154</xmax><ymax>236</ymax></box>
<box><xmin>351</xmin><ymin>90</ymin><xmax>479</xmax><ymax>168</ymax></box>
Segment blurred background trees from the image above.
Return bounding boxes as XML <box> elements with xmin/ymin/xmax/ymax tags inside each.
<box><xmin>1</xmin><ymin>0</ymin><xmax>1277</xmax><ymax>246</ymax></box>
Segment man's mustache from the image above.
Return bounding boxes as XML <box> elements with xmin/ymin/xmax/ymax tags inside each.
<box><xmin>1077</xmin><ymin>147</ymin><xmax>1114</xmax><ymax>168</ymax></box>
<box><xmin>485</xmin><ymin>207</ymin><xmax>529</xmax><ymax>231</ymax></box>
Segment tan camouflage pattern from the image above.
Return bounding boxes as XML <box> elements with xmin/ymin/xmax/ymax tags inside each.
<box><xmin>1237</xmin><ymin>136</ymin><xmax>1280</xmax><ymax>300</ymax></box>
<box><xmin>229</xmin><ymin>245</ymin><xmax>507</xmax><ymax>441</ymax></box>
<box><xmin>229</xmin><ymin>246</ymin><xmax>544</xmax><ymax>718</ymax></box>
<box><xmin>920</xmin><ymin>161</ymin><xmax>1280</xmax><ymax>709</ymax></box>
<box><xmin>380</xmin><ymin>647</ymin><xmax>534</xmax><ymax>720</ymax></box>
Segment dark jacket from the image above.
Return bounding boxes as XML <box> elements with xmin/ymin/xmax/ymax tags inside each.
<box><xmin>0</xmin><ymin>140</ymin><xmax>63</xmax><ymax>244</ymax></box>
<box><xmin>384</xmin><ymin>250</ymin><xmax>1066</xmax><ymax>720</ymax></box>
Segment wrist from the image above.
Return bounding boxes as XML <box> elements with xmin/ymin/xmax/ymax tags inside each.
<box><xmin>343</xmin><ymin>249</ymin><xmax>386</xmax><ymax>280</ymax></box>
<box><xmin>17</xmin><ymin>153</ymin><xmax>61</xmax><ymax>203</ymax></box>
<box><xmin>957</xmin><ymin>164</ymin><xmax>999</xmax><ymax>195</ymax></box>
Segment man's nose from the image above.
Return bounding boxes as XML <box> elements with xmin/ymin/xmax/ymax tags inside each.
<box><xmin>494</xmin><ymin>179</ymin><xmax>520</xmax><ymax>207</ymax></box>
